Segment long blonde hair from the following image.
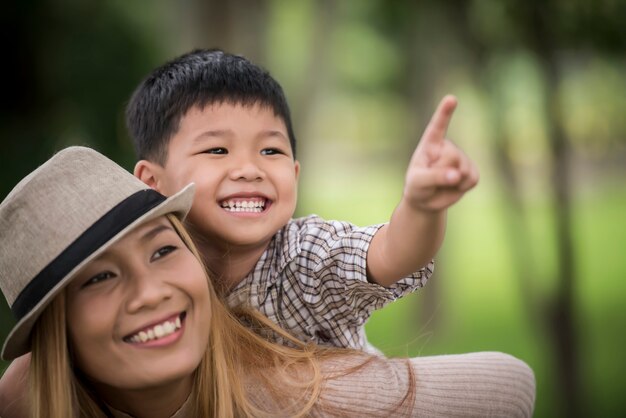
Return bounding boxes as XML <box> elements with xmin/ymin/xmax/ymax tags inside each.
<box><xmin>29</xmin><ymin>215</ymin><xmax>412</xmax><ymax>417</ymax></box>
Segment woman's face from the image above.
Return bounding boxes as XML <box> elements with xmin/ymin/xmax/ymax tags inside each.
<box><xmin>65</xmin><ymin>217</ymin><xmax>211</xmax><ymax>394</ymax></box>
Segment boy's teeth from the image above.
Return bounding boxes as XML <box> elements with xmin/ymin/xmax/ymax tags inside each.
<box><xmin>220</xmin><ymin>199</ymin><xmax>265</xmax><ymax>212</ymax></box>
<box><xmin>127</xmin><ymin>316</ymin><xmax>182</xmax><ymax>344</ymax></box>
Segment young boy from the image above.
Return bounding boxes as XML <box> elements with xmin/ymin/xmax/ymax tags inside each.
<box><xmin>128</xmin><ymin>48</ymin><xmax>479</xmax><ymax>351</ymax></box>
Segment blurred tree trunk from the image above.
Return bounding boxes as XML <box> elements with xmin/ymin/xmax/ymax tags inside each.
<box><xmin>523</xmin><ymin>2</ymin><xmax>582</xmax><ymax>416</ymax></box>
<box><xmin>184</xmin><ymin>0</ymin><xmax>269</xmax><ymax>62</ymax></box>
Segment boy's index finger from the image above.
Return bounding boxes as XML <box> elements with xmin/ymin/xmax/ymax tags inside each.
<box><xmin>423</xmin><ymin>95</ymin><xmax>458</xmax><ymax>144</ymax></box>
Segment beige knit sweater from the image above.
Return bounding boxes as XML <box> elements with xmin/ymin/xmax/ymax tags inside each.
<box><xmin>312</xmin><ymin>351</ymin><xmax>535</xmax><ymax>417</ymax></box>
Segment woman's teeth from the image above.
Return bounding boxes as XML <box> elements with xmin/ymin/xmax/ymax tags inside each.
<box><xmin>220</xmin><ymin>199</ymin><xmax>265</xmax><ymax>212</ymax></box>
<box><xmin>126</xmin><ymin>316</ymin><xmax>182</xmax><ymax>343</ymax></box>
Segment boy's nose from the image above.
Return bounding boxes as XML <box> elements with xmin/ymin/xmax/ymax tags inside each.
<box><xmin>229</xmin><ymin>161</ymin><xmax>265</xmax><ymax>181</ymax></box>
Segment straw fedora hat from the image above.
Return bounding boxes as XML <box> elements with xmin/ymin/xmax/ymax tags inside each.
<box><xmin>0</xmin><ymin>146</ymin><xmax>195</xmax><ymax>360</ymax></box>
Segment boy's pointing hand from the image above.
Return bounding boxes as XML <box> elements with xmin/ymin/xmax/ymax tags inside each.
<box><xmin>403</xmin><ymin>95</ymin><xmax>479</xmax><ymax>212</ymax></box>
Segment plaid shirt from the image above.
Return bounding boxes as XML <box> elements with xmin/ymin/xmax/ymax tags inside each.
<box><xmin>225</xmin><ymin>215</ymin><xmax>433</xmax><ymax>350</ymax></box>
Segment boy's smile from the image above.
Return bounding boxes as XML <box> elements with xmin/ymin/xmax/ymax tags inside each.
<box><xmin>220</xmin><ymin>195</ymin><xmax>268</xmax><ymax>214</ymax></box>
<box><xmin>146</xmin><ymin>102</ymin><xmax>300</xmax><ymax>256</ymax></box>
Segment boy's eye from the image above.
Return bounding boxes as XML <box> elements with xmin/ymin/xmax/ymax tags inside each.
<box><xmin>82</xmin><ymin>271</ymin><xmax>115</xmax><ymax>288</ymax></box>
<box><xmin>152</xmin><ymin>245</ymin><xmax>177</xmax><ymax>261</ymax></box>
<box><xmin>204</xmin><ymin>147</ymin><xmax>228</xmax><ymax>155</ymax></box>
<box><xmin>260</xmin><ymin>148</ymin><xmax>284</xmax><ymax>156</ymax></box>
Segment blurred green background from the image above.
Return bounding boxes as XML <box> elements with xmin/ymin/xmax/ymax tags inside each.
<box><xmin>1</xmin><ymin>1</ymin><xmax>624</xmax><ymax>417</ymax></box>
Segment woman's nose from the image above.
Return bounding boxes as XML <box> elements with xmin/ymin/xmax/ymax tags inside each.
<box><xmin>125</xmin><ymin>271</ymin><xmax>173</xmax><ymax>313</ymax></box>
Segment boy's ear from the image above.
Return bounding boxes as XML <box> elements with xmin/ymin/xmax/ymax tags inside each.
<box><xmin>134</xmin><ymin>160</ymin><xmax>163</xmax><ymax>191</ymax></box>
<box><xmin>294</xmin><ymin>160</ymin><xmax>301</xmax><ymax>180</ymax></box>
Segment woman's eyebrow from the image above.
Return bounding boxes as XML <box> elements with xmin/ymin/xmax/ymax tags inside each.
<box><xmin>139</xmin><ymin>224</ymin><xmax>173</xmax><ymax>243</ymax></box>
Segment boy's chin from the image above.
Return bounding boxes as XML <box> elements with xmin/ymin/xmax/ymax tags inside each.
<box><xmin>198</xmin><ymin>227</ymin><xmax>274</xmax><ymax>250</ymax></box>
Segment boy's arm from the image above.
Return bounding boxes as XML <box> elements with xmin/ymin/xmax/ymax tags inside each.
<box><xmin>0</xmin><ymin>353</ymin><xmax>30</xmax><ymax>418</ymax></box>
<box><xmin>367</xmin><ymin>95</ymin><xmax>479</xmax><ymax>287</ymax></box>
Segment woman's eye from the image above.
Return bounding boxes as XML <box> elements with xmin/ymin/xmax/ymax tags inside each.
<box><xmin>82</xmin><ymin>271</ymin><xmax>114</xmax><ymax>288</ymax></box>
<box><xmin>152</xmin><ymin>245</ymin><xmax>177</xmax><ymax>261</ymax></box>
<box><xmin>261</xmin><ymin>148</ymin><xmax>283</xmax><ymax>156</ymax></box>
<box><xmin>204</xmin><ymin>147</ymin><xmax>227</xmax><ymax>155</ymax></box>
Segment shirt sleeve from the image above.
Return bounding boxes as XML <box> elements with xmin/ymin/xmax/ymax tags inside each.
<box><xmin>294</xmin><ymin>215</ymin><xmax>433</xmax><ymax>325</ymax></box>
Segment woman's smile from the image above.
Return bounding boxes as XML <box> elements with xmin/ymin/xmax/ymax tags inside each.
<box><xmin>123</xmin><ymin>312</ymin><xmax>186</xmax><ymax>347</ymax></box>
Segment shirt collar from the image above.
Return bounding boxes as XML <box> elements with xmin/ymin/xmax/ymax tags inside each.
<box><xmin>255</xmin><ymin>219</ymin><xmax>302</xmax><ymax>303</ymax></box>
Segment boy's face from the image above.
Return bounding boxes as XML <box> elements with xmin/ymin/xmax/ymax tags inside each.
<box><xmin>151</xmin><ymin>102</ymin><xmax>299</xmax><ymax>251</ymax></box>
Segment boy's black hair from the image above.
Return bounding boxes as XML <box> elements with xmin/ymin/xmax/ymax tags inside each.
<box><xmin>125</xmin><ymin>48</ymin><xmax>296</xmax><ymax>164</ymax></box>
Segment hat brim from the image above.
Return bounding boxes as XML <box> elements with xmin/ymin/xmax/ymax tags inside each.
<box><xmin>1</xmin><ymin>183</ymin><xmax>195</xmax><ymax>361</ymax></box>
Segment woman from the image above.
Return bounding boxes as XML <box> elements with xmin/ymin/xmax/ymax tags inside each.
<box><xmin>0</xmin><ymin>146</ymin><xmax>535</xmax><ymax>417</ymax></box>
